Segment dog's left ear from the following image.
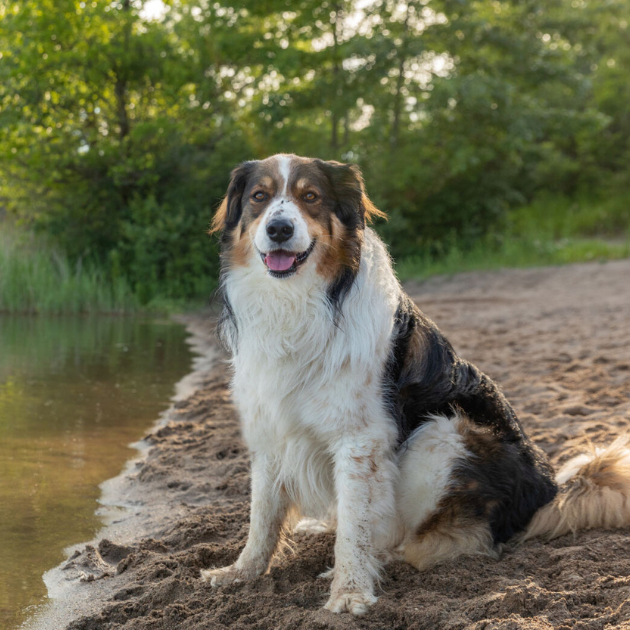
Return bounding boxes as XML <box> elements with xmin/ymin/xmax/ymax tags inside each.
<box><xmin>315</xmin><ymin>159</ymin><xmax>386</xmax><ymax>228</ymax></box>
<box><xmin>210</xmin><ymin>161</ymin><xmax>256</xmax><ymax>236</ymax></box>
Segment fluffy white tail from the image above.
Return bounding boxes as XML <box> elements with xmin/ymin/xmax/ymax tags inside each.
<box><xmin>521</xmin><ymin>436</ymin><xmax>630</xmax><ymax>541</ymax></box>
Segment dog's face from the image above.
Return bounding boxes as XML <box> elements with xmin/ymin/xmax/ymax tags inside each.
<box><xmin>211</xmin><ymin>154</ymin><xmax>383</xmax><ymax>287</ymax></box>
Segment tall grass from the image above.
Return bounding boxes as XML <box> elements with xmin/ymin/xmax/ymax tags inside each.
<box><xmin>396</xmin><ymin>193</ymin><xmax>630</xmax><ymax>282</ymax></box>
<box><xmin>396</xmin><ymin>236</ymin><xmax>630</xmax><ymax>282</ymax></box>
<box><xmin>508</xmin><ymin>192</ymin><xmax>630</xmax><ymax>240</ymax></box>
<box><xmin>0</xmin><ymin>228</ymin><xmax>140</xmax><ymax>314</ymax></box>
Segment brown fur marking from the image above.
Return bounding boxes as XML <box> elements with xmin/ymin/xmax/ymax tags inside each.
<box><xmin>361</xmin><ymin>193</ymin><xmax>386</xmax><ymax>223</ymax></box>
<box><xmin>209</xmin><ymin>197</ymin><xmax>228</xmax><ymax>235</ymax></box>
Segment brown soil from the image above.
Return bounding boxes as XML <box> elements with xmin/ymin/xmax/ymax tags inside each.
<box><xmin>34</xmin><ymin>260</ymin><xmax>630</xmax><ymax>629</ymax></box>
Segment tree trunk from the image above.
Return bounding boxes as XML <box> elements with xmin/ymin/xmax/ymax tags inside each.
<box><xmin>115</xmin><ymin>0</ymin><xmax>131</xmax><ymax>141</ymax></box>
<box><xmin>391</xmin><ymin>2</ymin><xmax>414</xmax><ymax>147</ymax></box>
<box><xmin>115</xmin><ymin>78</ymin><xmax>130</xmax><ymax>141</ymax></box>
<box><xmin>331</xmin><ymin>3</ymin><xmax>341</xmax><ymax>151</ymax></box>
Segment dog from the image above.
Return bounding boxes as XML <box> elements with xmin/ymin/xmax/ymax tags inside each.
<box><xmin>201</xmin><ymin>153</ymin><xmax>630</xmax><ymax>615</ymax></box>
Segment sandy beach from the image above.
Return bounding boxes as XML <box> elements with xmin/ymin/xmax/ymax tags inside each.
<box><xmin>28</xmin><ymin>259</ymin><xmax>630</xmax><ymax>630</ymax></box>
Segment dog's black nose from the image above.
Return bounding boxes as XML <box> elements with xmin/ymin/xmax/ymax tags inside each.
<box><xmin>266</xmin><ymin>219</ymin><xmax>294</xmax><ymax>243</ymax></box>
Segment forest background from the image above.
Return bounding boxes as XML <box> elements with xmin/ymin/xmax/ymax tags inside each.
<box><xmin>1</xmin><ymin>0</ymin><xmax>629</xmax><ymax>313</ymax></box>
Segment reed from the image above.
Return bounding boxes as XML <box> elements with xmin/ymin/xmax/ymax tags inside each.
<box><xmin>0</xmin><ymin>228</ymin><xmax>139</xmax><ymax>314</ymax></box>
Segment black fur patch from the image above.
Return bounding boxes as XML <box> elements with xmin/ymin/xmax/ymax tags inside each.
<box><xmin>315</xmin><ymin>160</ymin><xmax>366</xmax><ymax>318</ymax></box>
<box><xmin>385</xmin><ymin>294</ymin><xmax>558</xmax><ymax>544</ymax></box>
<box><xmin>385</xmin><ymin>295</ymin><xmax>461</xmax><ymax>444</ymax></box>
<box><xmin>215</xmin><ymin>284</ymin><xmax>237</xmax><ymax>352</ymax></box>
<box><xmin>326</xmin><ymin>266</ymin><xmax>359</xmax><ymax>320</ymax></box>
<box><xmin>451</xmin><ymin>422</ymin><xmax>557</xmax><ymax>544</ymax></box>
<box><xmin>314</xmin><ymin>159</ymin><xmax>365</xmax><ymax>230</ymax></box>
<box><xmin>220</xmin><ymin>161</ymin><xmax>257</xmax><ymax>242</ymax></box>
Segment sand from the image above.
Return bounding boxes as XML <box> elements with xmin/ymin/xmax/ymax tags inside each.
<box><xmin>28</xmin><ymin>259</ymin><xmax>630</xmax><ymax>630</ymax></box>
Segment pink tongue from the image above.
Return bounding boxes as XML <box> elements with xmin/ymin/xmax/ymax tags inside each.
<box><xmin>265</xmin><ymin>251</ymin><xmax>297</xmax><ymax>272</ymax></box>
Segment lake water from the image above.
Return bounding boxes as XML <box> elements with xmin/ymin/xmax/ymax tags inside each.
<box><xmin>0</xmin><ymin>316</ymin><xmax>193</xmax><ymax>629</ymax></box>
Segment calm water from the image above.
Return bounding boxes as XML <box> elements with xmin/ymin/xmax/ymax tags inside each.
<box><xmin>0</xmin><ymin>316</ymin><xmax>193</xmax><ymax>629</ymax></box>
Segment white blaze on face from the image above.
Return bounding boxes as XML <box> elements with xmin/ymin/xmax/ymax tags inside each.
<box><xmin>254</xmin><ymin>155</ymin><xmax>312</xmax><ymax>256</ymax></box>
<box><xmin>277</xmin><ymin>154</ymin><xmax>291</xmax><ymax>196</ymax></box>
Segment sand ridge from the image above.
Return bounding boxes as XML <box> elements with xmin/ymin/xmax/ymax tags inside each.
<box><xmin>31</xmin><ymin>260</ymin><xmax>630</xmax><ymax>629</ymax></box>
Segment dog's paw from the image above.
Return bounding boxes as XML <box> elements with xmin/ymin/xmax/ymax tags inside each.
<box><xmin>200</xmin><ymin>564</ymin><xmax>250</xmax><ymax>587</ymax></box>
<box><xmin>293</xmin><ymin>517</ymin><xmax>332</xmax><ymax>535</ymax></box>
<box><xmin>324</xmin><ymin>590</ymin><xmax>377</xmax><ymax>616</ymax></box>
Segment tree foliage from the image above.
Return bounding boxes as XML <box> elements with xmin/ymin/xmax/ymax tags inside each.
<box><xmin>0</xmin><ymin>0</ymin><xmax>628</xmax><ymax>300</ymax></box>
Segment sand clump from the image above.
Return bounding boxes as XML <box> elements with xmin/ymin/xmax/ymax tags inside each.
<box><xmin>31</xmin><ymin>260</ymin><xmax>630</xmax><ymax>629</ymax></box>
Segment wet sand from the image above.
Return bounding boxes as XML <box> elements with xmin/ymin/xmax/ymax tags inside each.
<box><xmin>28</xmin><ymin>260</ymin><xmax>630</xmax><ymax>630</ymax></box>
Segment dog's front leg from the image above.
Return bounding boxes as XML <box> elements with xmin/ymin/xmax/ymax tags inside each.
<box><xmin>325</xmin><ymin>437</ymin><xmax>387</xmax><ymax>616</ymax></box>
<box><xmin>201</xmin><ymin>452</ymin><xmax>288</xmax><ymax>586</ymax></box>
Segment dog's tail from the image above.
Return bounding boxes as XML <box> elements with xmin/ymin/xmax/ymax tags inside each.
<box><xmin>521</xmin><ymin>436</ymin><xmax>630</xmax><ymax>542</ymax></box>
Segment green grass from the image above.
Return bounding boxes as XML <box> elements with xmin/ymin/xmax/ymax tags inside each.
<box><xmin>508</xmin><ymin>192</ymin><xmax>630</xmax><ymax>240</ymax></box>
<box><xmin>0</xmin><ymin>228</ymin><xmax>141</xmax><ymax>314</ymax></box>
<box><xmin>396</xmin><ymin>236</ymin><xmax>630</xmax><ymax>282</ymax></box>
<box><xmin>396</xmin><ymin>193</ymin><xmax>630</xmax><ymax>282</ymax></box>
<box><xmin>0</xmin><ymin>227</ymin><xmax>212</xmax><ymax>315</ymax></box>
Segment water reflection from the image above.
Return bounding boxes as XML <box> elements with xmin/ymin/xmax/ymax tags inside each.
<box><xmin>0</xmin><ymin>316</ymin><xmax>192</xmax><ymax>629</ymax></box>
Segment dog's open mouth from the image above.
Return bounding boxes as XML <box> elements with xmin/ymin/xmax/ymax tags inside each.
<box><xmin>261</xmin><ymin>240</ymin><xmax>315</xmax><ymax>278</ymax></box>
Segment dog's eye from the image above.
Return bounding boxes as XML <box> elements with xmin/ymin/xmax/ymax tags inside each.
<box><xmin>252</xmin><ymin>191</ymin><xmax>267</xmax><ymax>202</ymax></box>
<box><xmin>303</xmin><ymin>192</ymin><xmax>318</xmax><ymax>202</ymax></box>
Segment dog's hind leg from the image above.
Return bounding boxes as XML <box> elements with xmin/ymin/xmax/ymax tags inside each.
<box><xmin>402</xmin><ymin>521</ymin><xmax>497</xmax><ymax>571</ymax></box>
<box><xmin>396</xmin><ymin>413</ymin><xmax>498</xmax><ymax>571</ymax></box>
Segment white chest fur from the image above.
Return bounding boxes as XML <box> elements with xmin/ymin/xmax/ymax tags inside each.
<box><xmin>223</xmin><ymin>229</ymin><xmax>400</xmax><ymax>515</ymax></box>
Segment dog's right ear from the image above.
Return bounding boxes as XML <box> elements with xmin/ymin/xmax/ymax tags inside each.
<box><xmin>209</xmin><ymin>161</ymin><xmax>256</xmax><ymax>235</ymax></box>
<box><xmin>314</xmin><ymin>159</ymin><xmax>386</xmax><ymax>230</ymax></box>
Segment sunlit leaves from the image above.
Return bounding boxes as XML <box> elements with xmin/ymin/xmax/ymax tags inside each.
<box><xmin>0</xmin><ymin>0</ymin><xmax>628</xmax><ymax>291</ymax></box>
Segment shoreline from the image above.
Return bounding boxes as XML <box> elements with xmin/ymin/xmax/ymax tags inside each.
<box><xmin>23</xmin><ymin>260</ymin><xmax>630</xmax><ymax>630</ymax></box>
<box><xmin>23</xmin><ymin>315</ymin><xmax>220</xmax><ymax>630</ymax></box>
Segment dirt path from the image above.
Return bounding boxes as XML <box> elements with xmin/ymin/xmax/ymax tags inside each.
<box><xmin>32</xmin><ymin>260</ymin><xmax>630</xmax><ymax>630</ymax></box>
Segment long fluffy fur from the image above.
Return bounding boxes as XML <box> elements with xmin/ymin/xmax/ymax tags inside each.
<box><xmin>520</xmin><ymin>437</ymin><xmax>630</xmax><ymax>541</ymax></box>
<box><xmin>204</xmin><ymin>154</ymin><xmax>630</xmax><ymax>616</ymax></box>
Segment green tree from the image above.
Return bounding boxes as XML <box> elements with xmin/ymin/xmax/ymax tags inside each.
<box><xmin>0</xmin><ymin>0</ymin><xmax>251</xmax><ymax>301</ymax></box>
<box><xmin>1</xmin><ymin>0</ymin><xmax>628</xmax><ymax>299</ymax></box>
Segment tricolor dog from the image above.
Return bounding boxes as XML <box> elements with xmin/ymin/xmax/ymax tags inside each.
<box><xmin>202</xmin><ymin>154</ymin><xmax>630</xmax><ymax>615</ymax></box>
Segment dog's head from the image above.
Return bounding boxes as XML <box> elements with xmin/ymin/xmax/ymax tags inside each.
<box><xmin>211</xmin><ymin>154</ymin><xmax>384</xmax><ymax>301</ymax></box>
